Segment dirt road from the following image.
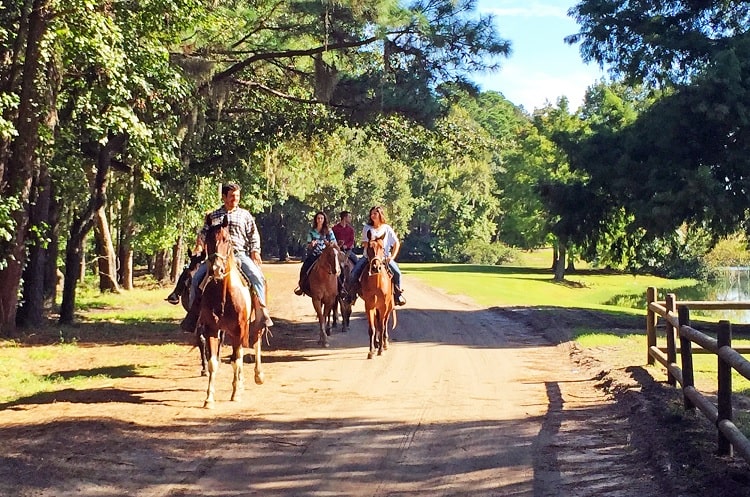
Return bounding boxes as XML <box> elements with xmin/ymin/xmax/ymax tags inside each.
<box><xmin>0</xmin><ymin>262</ymin><xmax>665</xmax><ymax>496</ymax></box>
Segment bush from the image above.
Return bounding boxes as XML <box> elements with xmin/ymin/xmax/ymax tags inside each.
<box><xmin>455</xmin><ymin>239</ymin><xmax>517</xmax><ymax>265</ymax></box>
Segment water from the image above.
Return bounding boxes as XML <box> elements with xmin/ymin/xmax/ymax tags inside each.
<box><xmin>695</xmin><ymin>267</ymin><xmax>750</xmax><ymax>323</ymax></box>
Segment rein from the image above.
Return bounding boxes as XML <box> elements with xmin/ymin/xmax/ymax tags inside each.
<box><xmin>207</xmin><ymin>244</ymin><xmax>234</xmax><ymax>316</ymax></box>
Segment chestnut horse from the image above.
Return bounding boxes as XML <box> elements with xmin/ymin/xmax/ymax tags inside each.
<box><xmin>306</xmin><ymin>241</ymin><xmax>341</xmax><ymax>347</ymax></box>
<box><xmin>360</xmin><ymin>230</ymin><xmax>397</xmax><ymax>359</ymax></box>
<box><xmin>199</xmin><ymin>216</ymin><xmax>267</xmax><ymax>408</ymax></box>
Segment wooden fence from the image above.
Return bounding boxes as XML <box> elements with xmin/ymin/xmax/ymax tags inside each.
<box><xmin>646</xmin><ymin>286</ymin><xmax>750</xmax><ymax>462</ymax></box>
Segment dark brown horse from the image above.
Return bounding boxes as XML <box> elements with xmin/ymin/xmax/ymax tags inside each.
<box><xmin>334</xmin><ymin>250</ymin><xmax>355</xmax><ymax>333</ymax></box>
<box><xmin>360</xmin><ymin>230</ymin><xmax>397</xmax><ymax>359</ymax></box>
<box><xmin>306</xmin><ymin>241</ymin><xmax>341</xmax><ymax>347</ymax></box>
<box><xmin>165</xmin><ymin>251</ymin><xmax>219</xmax><ymax>376</ymax></box>
<box><xmin>199</xmin><ymin>216</ymin><xmax>267</xmax><ymax>408</ymax></box>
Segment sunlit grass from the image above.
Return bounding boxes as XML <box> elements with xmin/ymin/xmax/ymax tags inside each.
<box><xmin>402</xmin><ymin>262</ymin><xmax>696</xmax><ymax>313</ymax></box>
<box><xmin>0</xmin><ymin>342</ymin><xmax>183</xmax><ymax>403</ymax></box>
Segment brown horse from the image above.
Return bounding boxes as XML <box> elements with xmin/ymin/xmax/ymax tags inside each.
<box><xmin>360</xmin><ymin>230</ymin><xmax>397</xmax><ymax>359</ymax></box>
<box><xmin>334</xmin><ymin>250</ymin><xmax>355</xmax><ymax>333</ymax></box>
<box><xmin>199</xmin><ymin>216</ymin><xmax>267</xmax><ymax>408</ymax></box>
<box><xmin>306</xmin><ymin>241</ymin><xmax>341</xmax><ymax>347</ymax></box>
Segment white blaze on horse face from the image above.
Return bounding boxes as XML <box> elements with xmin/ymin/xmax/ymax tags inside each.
<box><xmin>333</xmin><ymin>247</ymin><xmax>341</xmax><ymax>275</ymax></box>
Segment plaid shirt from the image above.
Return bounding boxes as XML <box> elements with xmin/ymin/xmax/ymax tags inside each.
<box><xmin>200</xmin><ymin>206</ymin><xmax>261</xmax><ymax>255</ymax></box>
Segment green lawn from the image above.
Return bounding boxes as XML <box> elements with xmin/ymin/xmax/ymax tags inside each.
<box><xmin>401</xmin><ymin>262</ymin><xmax>696</xmax><ymax>313</ymax></box>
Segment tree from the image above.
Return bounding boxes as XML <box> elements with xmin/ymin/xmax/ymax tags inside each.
<box><xmin>567</xmin><ymin>0</ymin><xmax>750</xmax><ymax>247</ymax></box>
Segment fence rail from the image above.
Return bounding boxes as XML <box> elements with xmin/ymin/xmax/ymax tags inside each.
<box><xmin>646</xmin><ymin>287</ymin><xmax>750</xmax><ymax>463</ymax></box>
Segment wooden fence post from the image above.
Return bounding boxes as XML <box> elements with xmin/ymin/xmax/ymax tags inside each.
<box><xmin>665</xmin><ymin>294</ymin><xmax>677</xmax><ymax>386</ymax></box>
<box><xmin>718</xmin><ymin>320</ymin><xmax>733</xmax><ymax>457</ymax></box>
<box><xmin>678</xmin><ymin>306</ymin><xmax>695</xmax><ymax>410</ymax></box>
<box><xmin>647</xmin><ymin>287</ymin><xmax>657</xmax><ymax>365</ymax></box>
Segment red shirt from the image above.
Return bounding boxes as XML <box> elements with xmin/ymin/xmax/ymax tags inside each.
<box><xmin>332</xmin><ymin>222</ymin><xmax>355</xmax><ymax>250</ymax></box>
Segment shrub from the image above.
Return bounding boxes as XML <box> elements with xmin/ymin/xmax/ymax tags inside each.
<box><xmin>455</xmin><ymin>239</ymin><xmax>517</xmax><ymax>265</ymax></box>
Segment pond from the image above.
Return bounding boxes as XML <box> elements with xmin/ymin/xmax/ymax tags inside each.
<box><xmin>690</xmin><ymin>267</ymin><xmax>750</xmax><ymax>324</ymax></box>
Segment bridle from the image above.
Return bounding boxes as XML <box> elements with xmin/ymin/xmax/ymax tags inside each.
<box><xmin>313</xmin><ymin>242</ymin><xmax>341</xmax><ymax>276</ymax></box>
<box><xmin>206</xmin><ymin>225</ymin><xmax>234</xmax><ymax>315</ymax></box>
<box><xmin>365</xmin><ymin>239</ymin><xmax>386</xmax><ymax>275</ymax></box>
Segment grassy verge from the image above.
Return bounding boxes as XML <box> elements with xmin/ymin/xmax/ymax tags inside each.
<box><xmin>0</xmin><ymin>275</ymin><xmax>187</xmax><ymax>404</ymax></box>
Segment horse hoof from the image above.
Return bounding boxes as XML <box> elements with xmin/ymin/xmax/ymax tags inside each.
<box><xmin>378</xmin><ymin>350</ymin><xmax>383</xmax><ymax>356</ymax></box>
<box><xmin>200</xmin><ymin>370</ymin><xmax>207</xmax><ymax>377</ymax></box>
<box><xmin>231</xmin><ymin>395</ymin><xmax>241</xmax><ymax>402</ymax></box>
<box><xmin>203</xmin><ymin>401</ymin><xmax>215</xmax><ymax>409</ymax></box>
<box><xmin>255</xmin><ymin>372</ymin><xmax>264</xmax><ymax>385</ymax></box>
<box><xmin>367</xmin><ymin>352</ymin><xmax>374</xmax><ymax>359</ymax></box>
<box><xmin>326</xmin><ymin>330</ymin><xmax>331</xmax><ymax>336</ymax></box>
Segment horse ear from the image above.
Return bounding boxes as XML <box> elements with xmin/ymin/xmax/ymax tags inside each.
<box><xmin>367</xmin><ymin>230</ymin><xmax>372</xmax><ymax>241</ymax></box>
<box><xmin>222</xmin><ymin>215</ymin><xmax>229</xmax><ymax>227</ymax></box>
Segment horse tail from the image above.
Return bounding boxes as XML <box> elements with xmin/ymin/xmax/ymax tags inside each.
<box><xmin>390</xmin><ymin>308</ymin><xmax>397</xmax><ymax>331</ymax></box>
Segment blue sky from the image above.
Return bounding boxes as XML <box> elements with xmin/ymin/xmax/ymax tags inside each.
<box><xmin>472</xmin><ymin>0</ymin><xmax>608</xmax><ymax>111</ymax></box>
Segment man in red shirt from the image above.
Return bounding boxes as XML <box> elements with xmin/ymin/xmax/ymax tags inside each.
<box><xmin>332</xmin><ymin>210</ymin><xmax>357</xmax><ymax>263</ymax></box>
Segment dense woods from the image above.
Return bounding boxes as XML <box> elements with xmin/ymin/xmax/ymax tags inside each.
<box><xmin>1</xmin><ymin>0</ymin><xmax>749</xmax><ymax>336</ymax></box>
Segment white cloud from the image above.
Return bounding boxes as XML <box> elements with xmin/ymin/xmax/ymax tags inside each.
<box><xmin>474</xmin><ymin>61</ymin><xmax>606</xmax><ymax>111</ymax></box>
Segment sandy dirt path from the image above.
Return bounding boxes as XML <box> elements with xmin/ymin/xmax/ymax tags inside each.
<box><xmin>0</xmin><ymin>262</ymin><xmax>663</xmax><ymax>496</ymax></box>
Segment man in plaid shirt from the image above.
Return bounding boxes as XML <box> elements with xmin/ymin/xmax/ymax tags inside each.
<box><xmin>180</xmin><ymin>183</ymin><xmax>273</xmax><ymax>332</ymax></box>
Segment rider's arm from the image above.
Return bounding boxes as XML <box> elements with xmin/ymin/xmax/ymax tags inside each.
<box><xmin>389</xmin><ymin>239</ymin><xmax>401</xmax><ymax>261</ymax></box>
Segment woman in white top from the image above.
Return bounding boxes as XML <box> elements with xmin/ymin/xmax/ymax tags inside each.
<box><xmin>348</xmin><ymin>205</ymin><xmax>406</xmax><ymax>306</ymax></box>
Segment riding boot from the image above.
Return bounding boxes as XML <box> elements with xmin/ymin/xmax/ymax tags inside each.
<box><xmin>394</xmin><ymin>286</ymin><xmax>406</xmax><ymax>306</ymax></box>
<box><xmin>166</xmin><ymin>291</ymin><xmax>180</xmax><ymax>305</ymax></box>
<box><xmin>260</xmin><ymin>305</ymin><xmax>274</xmax><ymax>327</ymax></box>
<box><xmin>294</xmin><ymin>278</ymin><xmax>305</xmax><ymax>296</ymax></box>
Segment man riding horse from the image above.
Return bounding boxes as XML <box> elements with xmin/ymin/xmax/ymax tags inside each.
<box><xmin>180</xmin><ymin>183</ymin><xmax>273</xmax><ymax>333</ymax></box>
<box><xmin>332</xmin><ymin>210</ymin><xmax>358</xmax><ymax>265</ymax></box>
<box><xmin>348</xmin><ymin>205</ymin><xmax>406</xmax><ymax>306</ymax></box>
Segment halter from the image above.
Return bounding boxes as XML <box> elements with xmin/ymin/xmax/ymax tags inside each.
<box><xmin>313</xmin><ymin>243</ymin><xmax>341</xmax><ymax>276</ymax></box>
<box><xmin>206</xmin><ymin>223</ymin><xmax>235</xmax><ymax>316</ymax></box>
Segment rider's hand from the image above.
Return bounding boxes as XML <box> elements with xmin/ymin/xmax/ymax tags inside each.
<box><xmin>251</xmin><ymin>251</ymin><xmax>262</xmax><ymax>266</ymax></box>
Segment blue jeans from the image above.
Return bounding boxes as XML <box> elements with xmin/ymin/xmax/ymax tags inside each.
<box><xmin>191</xmin><ymin>252</ymin><xmax>267</xmax><ymax>307</ymax></box>
<box><xmin>350</xmin><ymin>257</ymin><xmax>402</xmax><ymax>291</ymax></box>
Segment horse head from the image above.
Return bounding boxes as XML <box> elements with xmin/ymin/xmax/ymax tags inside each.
<box><xmin>205</xmin><ymin>215</ymin><xmax>234</xmax><ymax>281</ymax></box>
<box><xmin>364</xmin><ymin>230</ymin><xmax>387</xmax><ymax>274</ymax></box>
<box><xmin>321</xmin><ymin>241</ymin><xmax>341</xmax><ymax>276</ymax></box>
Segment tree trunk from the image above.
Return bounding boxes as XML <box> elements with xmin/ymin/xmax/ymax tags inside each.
<box><xmin>16</xmin><ymin>161</ymin><xmax>51</xmax><ymax>327</ymax></box>
<box><xmin>118</xmin><ymin>166</ymin><xmax>136</xmax><ymax>289</ymax></box>
<box><xmin>59</xmin><ymin>134</ymin><xmax>125</xmax><ymax>324</ymax></box>
<box><xmin>44</xmin><ymin>192</ymin><xmax>61</xmax><ymax>308</ymax></box>
<box><xmin>276</xmin><ymin>212</ymin><xmax>288</xmax><ymax>261</ymax></box>
<box><xmin>553</xmin><ymin>238</ymin><xmax>566</xmax><ymax>281</ymax></box>
<box><xmin>170</xmin><ymin>235</ymin><xmax>184</xmax><ymax>283</ymax></box>
<box><xmin>0</xmin><ymin>0</ymin><xmax>50</xmax><ymax>336</ymax></box>
<box><xmin>551</xmin><ymin>244</ymin><xmax>558</xmax><ymax>271</ymax></box>
<box><xmin>94</xmin><ymin>205</ymin><xmax>120</xmax><ymax>293</ymax></box>
<box><xmin>566</xmin><ymin>251</ymin><xmax>576</xmax><ymax>273</ymax></box>
<box><xmin>153</xmin><ymin>248</ymin><xmax>169</xmax><ymax>282</ymax></box>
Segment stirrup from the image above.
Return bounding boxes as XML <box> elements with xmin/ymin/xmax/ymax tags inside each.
<box><xmin>294</xmin><ymin>286</ymin><xmax>304</xmax><ymax>296</ymax></box>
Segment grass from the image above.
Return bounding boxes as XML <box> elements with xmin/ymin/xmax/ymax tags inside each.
<box><xmin>401</xmin><ymin>248</ymin><xmax>697</xmax><ymax>313</ymax></box>
<box><xmin>0</xmin><ymin>274</ymin><xmax>187</xmax><ymax>404</ymax></box>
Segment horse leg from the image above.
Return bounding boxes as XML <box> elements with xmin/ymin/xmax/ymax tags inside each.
<box><xmin>312</xmin><ymin>298</ymin><xmax>328</xmax><ymax>347</ymax></box>
<box><xmin>324</xmin><ymin>300</ymin><xmax>334</xmax><ymax>337</ymax></box>
<box><xmin>231</xmin><ymin>340</ymin><xmax>244</xmax><ymax>402</ymax></box>
<box><xmin>367</xmin><ymin>310</ymin><xmax>377</xmax><ymax>359</ymax></box>
<box><xmin>197</xmin><ymin>326</ymin><xmax>208</xmax><ymax>376</ymax></box>
<box><xmin>203</xmin><ymin>332</ymin><xmax>220</xmax><ymax>409</ymax></box>
<box><xmin>253</xmin><ymin>325</ymin><xmax>264</xmax><ymax>385</ymax></box>
<box><xmin>250</xmin><ymin>294</ymin><xmax>265</xmax><ymax>384</ymax></box>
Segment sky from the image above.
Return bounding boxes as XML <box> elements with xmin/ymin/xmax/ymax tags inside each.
<box><xmin>472</xmin><ymin>0</ymin><xmax>608</xmax><ymax>111</ymax></box>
